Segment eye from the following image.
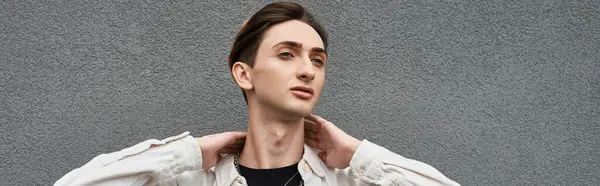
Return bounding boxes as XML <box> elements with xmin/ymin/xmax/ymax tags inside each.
<box><xmin>278</xmin><ymin>52</ymin><xmax>294</xmax><ymax>58</ymax></box>
<box><xmin>311</xmin><ymin>59</ymin><xmax>324</xmax><ymax>65</ymax></box>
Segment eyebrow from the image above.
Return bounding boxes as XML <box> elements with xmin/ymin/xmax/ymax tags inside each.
<box><xmin>272</xmin><ymin>41</ymin><xmax>327</xmax><ymax>56</ymax></box>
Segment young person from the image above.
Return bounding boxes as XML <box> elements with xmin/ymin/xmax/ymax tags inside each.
<box><xmin>55</xmin><ymin>2</ymin><xmax>459</xmax><ymax>186</ymax></box>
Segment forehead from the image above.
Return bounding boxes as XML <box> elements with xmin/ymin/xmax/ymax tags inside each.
<box><xmin>260</xmin><ymin>20</ymin><xmax>324</xmax><ymax>49</ymax></box>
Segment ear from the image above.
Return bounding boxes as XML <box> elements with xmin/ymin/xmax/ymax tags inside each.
<box><xmin>231</xmin><ymin>62</ymin><xmax>254</xmax><ymax>91</ymax></box>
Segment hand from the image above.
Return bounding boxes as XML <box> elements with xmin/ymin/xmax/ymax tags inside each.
<box><xmin>304</xmin><ymin>114</ymin><xmax>361</xmax><ymax>169</ymax></box>
<box><xmin>196</xmin><ymin>132</ymin><xmax>246</xmax><ymax>169</ymax></box>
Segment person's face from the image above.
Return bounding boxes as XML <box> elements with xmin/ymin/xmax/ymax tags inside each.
<box><xmin>250</xmin><ymin>20</ymin><xmax>327</xmax><ymax>117</ymax></box>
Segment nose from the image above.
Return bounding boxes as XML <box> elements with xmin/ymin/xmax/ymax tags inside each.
<box><xmin>296</xmin><ymin>58</ymin><xmax>316</xmax><ymax>82</ymax></box>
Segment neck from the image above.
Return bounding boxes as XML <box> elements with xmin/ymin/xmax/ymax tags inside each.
<box><xmin>239</xmin><ymin>102</ymin><xmax>305</xmax><ymax>169</ymax></box>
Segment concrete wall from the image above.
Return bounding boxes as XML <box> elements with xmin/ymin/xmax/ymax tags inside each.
<box><xmin>1</xmin><ymin>0</ymin><xmax>598</xmax><ymax>185</ymax></box>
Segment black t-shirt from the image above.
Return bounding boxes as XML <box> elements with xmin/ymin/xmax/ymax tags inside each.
<box><xmin>239</xmin><ymin>163</ymin><xmax>303</xmax><ymax>186</ymax></box>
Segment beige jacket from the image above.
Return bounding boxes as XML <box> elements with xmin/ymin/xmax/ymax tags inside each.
<box><xmin>54</xmin><ymin>132</ymin><xmax>460</xmax><ymax>186</ymax></box>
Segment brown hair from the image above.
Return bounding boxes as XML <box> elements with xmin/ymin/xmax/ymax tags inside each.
<box><xmin>228</xmin><ymin>2</ymin><xmax>328</xmax><ymax>102</ymax></box>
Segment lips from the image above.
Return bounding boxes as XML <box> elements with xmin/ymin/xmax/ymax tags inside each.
<box><xmin>290</xmin><ymin>86</ymin><xmax>314</xmax><ymax>95</ymax></box>
<box><xmin>290</xmin><ymin>86</ymin><xmax>314</xmax><ymax>99</ymax></box>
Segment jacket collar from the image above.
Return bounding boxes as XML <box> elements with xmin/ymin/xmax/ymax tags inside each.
<box><xmin>214</xmin><ymin>154</ymin><xmax>240</xmax><ymax>186</ymax></box>
<box><xmin>302</xmin><ymin>143</ymin><xmax>327</xmax><ymax>177</ymax></box>
<box><xmin>214</xmin><ymin>144</ymin><xmax>327</xmax><ymax>185</ymax></box>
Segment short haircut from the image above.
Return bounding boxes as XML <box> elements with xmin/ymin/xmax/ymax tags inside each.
<box><xmin>227</xmin><ymin>2</ymin><xmax>328</xmax><ymax>103</ymax></box>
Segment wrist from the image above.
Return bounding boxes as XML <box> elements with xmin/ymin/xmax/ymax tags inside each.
<box><xmin>347</xmin><ymin>137</ymin><xmax>361</xmax><ymax>154</ymax></box>
<box><xmin>343</xmin><ymin>136</ymin><xmax>361</xmax><ymax>167</ymax></box>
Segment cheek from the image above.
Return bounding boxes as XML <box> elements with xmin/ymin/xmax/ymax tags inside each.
<box><xmin>253</xmin><ymin>66</ymin><xmax>287</xmax><ymax>90</ymax></box>
<box><xmin>314</xmin><ymin>73</ymin><xmax>326</xmax><ymax>95</ymax></box>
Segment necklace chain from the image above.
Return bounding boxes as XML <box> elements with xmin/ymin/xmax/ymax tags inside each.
<box><xmin>234</xmin><ymin>153</ymin><xmax>303</xmax><ymax>186</ymax></box>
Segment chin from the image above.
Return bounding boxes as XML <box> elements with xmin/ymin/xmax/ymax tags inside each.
<box><xmin>282</xmin><ymin>102</ymin><xmax>314</xmax><ymax>118</ymax></box>
<box><xmin>261</xmin><ymin>95</ymin><xmax>317</xmax><ymax>118</ymax></box>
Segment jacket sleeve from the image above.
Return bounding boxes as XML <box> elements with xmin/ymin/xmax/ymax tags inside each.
<box><xmin>339</xmin><ymin>140</ymin><xmax>460</xmax><ymax>186</ymax></box>
<box><xmin>54</xmin><ymin>132</ymin><xmax>211</xmax><ymax>186</ymax></box>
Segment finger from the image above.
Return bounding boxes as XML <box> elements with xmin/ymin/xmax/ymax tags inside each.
<box><xmin>214</xmin><ymin>132</ymin><xmax>246</xmax><ymax>145</ymax></box>
<box><xmin>233</xmin><ymin>138</ymin><xmax>246</xmax><ymax>145</ymax></box>
<box><xmin>305</xmin><ymin>114</ymin><xmax>328</xmax><ymax>125</ymax></box>
<box><xmin>225</xmin><ymin>144</ymin><xmax>244</xmax><ymax>150</ymax></box>
<box><xmin>218</xmin><ymin>149</ymin><xmax>241</xmax><ymax>154</ymax></box>
<box><xmin>304</xmin><ymin>138</ymin><xmax>319</xmax><ymax>149</ymax></box>
<box><xmin>317</xmin><ymin>151</ymin><xmax>328</xmax><ymax>164</ymax></box>
<box><xmin>304</xmin><ymin>121</ymin><xmax>318</xmax><ymax>133</ymax></box>
<box><xmin>227</xmin><ymin>132</ymin><xmax>247</xmax><ymax>141</ymax></box>
<box><xmin>218</xmin><ymin>147</ymin><xmax>243</xmax><ymax>154</ymax></box>
<box><xmin>218</xmin><ymin>148</ymin><xmax>242</xmax><ymax>154</ymax></box>
<box><xmin>201</xmin><ymin>133</ymin><xmax>239</xmax><ymax>150</ymax></box>
<box><xmin>304</xmin><ymin>130</ymin><xmax>318</xmax><ymax>140</ymax></box>
<box><xmin>224</xmin><ymin>143</ymin><xmax>244</xmax><ymax>149</ymax></box>
<box><xmin>221</xmin><ymin>144</ymin><xmax>244</xmax><ymax>150</ymax></box>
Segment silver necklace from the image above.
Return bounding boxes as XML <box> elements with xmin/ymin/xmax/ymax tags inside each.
<box><xmin>234</xmin><ymin>153</ymin><xmax>304</xmax><ymax>186</ymax></box>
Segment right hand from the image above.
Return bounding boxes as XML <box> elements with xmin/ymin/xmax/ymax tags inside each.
<box><xmin>196</xmin><ymin>132</ymin><xmax>246</xmax><ymax>169</ymax></box>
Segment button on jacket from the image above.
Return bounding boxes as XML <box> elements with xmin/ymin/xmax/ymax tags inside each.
<box><xmin>54</xmin><ymin>132</ymin><xmax>460</xmax><ymax>186</ymax></box>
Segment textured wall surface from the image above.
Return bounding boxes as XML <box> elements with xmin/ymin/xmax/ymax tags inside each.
<box><xmin>1</xmin><ymin>0</ymin><xmax>599</xmax><ymax>185</ymax></box>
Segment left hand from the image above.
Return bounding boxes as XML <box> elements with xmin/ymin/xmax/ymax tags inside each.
<box><xmin>304</xmin><ymin>114</ymin><xmax>361</xmax><ymax>169</ymax></box>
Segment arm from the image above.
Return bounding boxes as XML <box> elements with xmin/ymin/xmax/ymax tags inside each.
<box><xmin>304</xmin><ymin>114</ymin><xmax>460</xmax><ymax>186</ymax></box>
<box><xmin>54</xmin><ymin>131</ymin><xmax>245</xmax><ymax>186</ymax></box>
<box><xmin>344</xmin><ymin>139</ymin><xmax>460</xmax><ymax>186</ymax></box>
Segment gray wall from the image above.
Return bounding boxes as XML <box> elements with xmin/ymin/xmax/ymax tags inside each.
<box><xmin>1</xmin><ymin>0</ymin><xmax>598</xmax><ymax>185</ymax></box>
